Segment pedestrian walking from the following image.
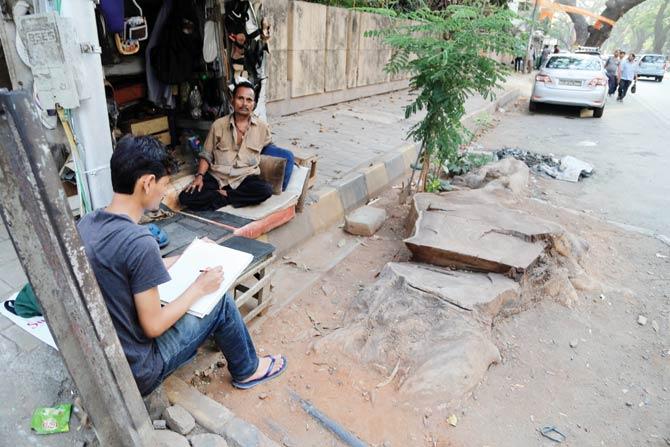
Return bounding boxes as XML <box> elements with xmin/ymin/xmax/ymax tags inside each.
<box><xmin>605</xmin><ymin>50</ymin><xmax>621</xmax><ymax>96</ymax></box>
<box><xmin>539</xmin><ymin>45</ymin><xmax>550</xmax><ymax>68</ymax></box>
<box><xmin>617</xmin><ymin>53</ymin><xmax>638</xmax><ymax>102</ymax></box>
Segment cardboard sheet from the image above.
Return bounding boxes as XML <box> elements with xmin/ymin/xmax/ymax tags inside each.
<box><xmin>1</xmin><ymin>293</ymin><xmax>57</xmax><ymax>350</ymax></box>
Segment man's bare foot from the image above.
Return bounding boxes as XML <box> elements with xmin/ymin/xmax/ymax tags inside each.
<box><xmin>241</xmin><ymin>354</ymin><xmax>285</xmax><ymax>382</ymax></box>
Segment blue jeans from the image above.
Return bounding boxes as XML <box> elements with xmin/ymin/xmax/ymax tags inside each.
<box><xmin>154</xmin><ymin>292</ymin><xmax>259</xmax><ymax>389</ymax></box>
<box><xmin>607</xmin><ymin>73</ymin><xmax>618</xmax><ymax>95</ymax></box>
<box><xmin>262</xmin><ymin>144</ymin><xmax>294</xmax><ymax>191</ymax></box>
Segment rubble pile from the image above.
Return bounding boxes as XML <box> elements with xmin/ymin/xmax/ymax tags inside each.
<box><xmin>495</xmin><ymin>147</ymin><xmax>594</xmax><ymax>183</ymax></box>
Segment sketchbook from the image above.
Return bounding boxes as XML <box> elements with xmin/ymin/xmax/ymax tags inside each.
<box><xmin>158</xmin><ymin>238</ymin><xmax>253</xmax><ymax>318</ymax></box>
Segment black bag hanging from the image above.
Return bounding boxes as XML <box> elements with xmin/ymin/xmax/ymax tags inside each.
<box><xmin>150</xmin><ymin>1</ymin><xmax>203</xmax><ymax>84</ymax></box>
<box><xmin>631</xmin><ymin>81</ymin><xmax>637</xmax><ymax>94</ymax></box>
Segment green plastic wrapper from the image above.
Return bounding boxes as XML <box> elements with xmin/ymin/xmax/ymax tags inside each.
<box><xmin>30</xmin><ymin>404</ymin><xmax>72</xmax><ymax>434</ymax></box>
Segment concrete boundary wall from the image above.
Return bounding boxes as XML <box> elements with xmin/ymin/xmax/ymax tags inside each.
<box><xmin>265</xmin><ymin>1</ymin><xmax>408</xmax><ymax>116</ymax></box>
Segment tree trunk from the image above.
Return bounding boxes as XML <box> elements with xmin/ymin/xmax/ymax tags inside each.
<box><xmin>653</xmin><ymin>0</ymin><xmax>670</xmax><ymax>53</ymax></box>
<box><xmin>584</xmin><ymin>0</ymin><xmax>649</xmax><ymax>47</ymax></box>
<box><xmin>558</xmin><ymin>0</ymin><xmax>590</xmax><ymax>45</ymax></box>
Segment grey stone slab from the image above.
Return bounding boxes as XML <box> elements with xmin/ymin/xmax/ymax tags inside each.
<box><xmin>0</xmin><ymin>278</ymin><xmax>16</xmax><ymax>298</ymax></box>
<box><xmin>345</xmin><ymin>206</ymin><xmax>386</xmax><ymax>236</ymax></box>
<box><xmin>163</xmin><ymin>405</ymin><xmax>196</xmax><ymax>435</ymax></box>
<box><xmin>332</xmin><ymin>173</ymin><xmax>368</xmax><ymax>212</ymax></box>
<box><xmin>190</xmin><ymin>433</ymin><xmax>230</xmax><ymax>447</ymax></box>
<box><xmin>0</xmin><ymin>260</ymin><xmax>26</xmax><ymax>289</ymax></box>
<box><xmin>155</xmin><ymin>430</ymin><xmax>190</xmax><ymax>447</ymax></box>
<box><xmin>0</xmin><ymin>314</ymin><xmax>13</xmax><ymax>331</ymax></box>
<box><xmin>383</xmin><ymin>152</ymin><xmax>407</xmax><ymax>181</ymax></box>
<box><xmin>2</xmin><ymin>324</ymin><xmax>42</xmax><ymax>352</ymax></box>
<box><xmin>0</xmin><ymin>239</ymin><xmax>18</xmax><ymax>265</ymax></box>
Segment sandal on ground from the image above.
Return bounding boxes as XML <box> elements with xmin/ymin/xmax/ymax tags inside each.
<box><xmin>147</xmin><ymin>223</ymin><xmax>169</xmax><ymax>249</ymax></box>
<box><xmin>232</xmin><ymin>355</ymin><xmax>287</xmax><ymax>390</ymax></box>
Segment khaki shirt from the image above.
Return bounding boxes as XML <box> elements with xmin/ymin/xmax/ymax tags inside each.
<box><xmin>200</xmin><ymin>113</ymin><xmax>272</xmax><ymax>189</ymax></box>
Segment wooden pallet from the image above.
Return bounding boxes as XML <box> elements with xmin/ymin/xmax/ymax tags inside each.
<box><xmin>292</xmin><ymin>147</ymin><xmax>318</xmax><ymax>189</ymax></box>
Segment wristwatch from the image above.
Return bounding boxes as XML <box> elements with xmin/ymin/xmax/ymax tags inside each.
<box><xmin>194</xmin><ymin>173</ymin><xmax>204</xmax><ymax>178</ymax></box>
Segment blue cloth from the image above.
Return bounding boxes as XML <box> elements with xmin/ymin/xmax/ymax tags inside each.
<box><xmin>155</xmin><ymin>292</ymin><xmax>258</xmax><ymax>389</ymax></box>
<box><xmin>262</xmin><ymin>144</ymin><xmax>294</xmax><ymax>191</ymax></box>
<box><xmin>620</xmin><ymin>60</ymin><xmax>638</xmax><ymax>81</ymax></box>
<box><xmin>77</xmin><ymin>210</ymin><xmax>170</xmax><ymax>395</ymax></box>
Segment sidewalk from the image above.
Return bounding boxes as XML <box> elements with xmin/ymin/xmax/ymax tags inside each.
<box><xmin>0</xmin><ymin>72</ymin><xmax>530</xmax><ymax>445</ymax></box>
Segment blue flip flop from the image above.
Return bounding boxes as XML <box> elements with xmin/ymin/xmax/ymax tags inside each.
<box><xmin>232</xmin><ymin>355</ymin><xmax>288</xmax><ymax>390</ymax></box>
<box><xmin>147</xmin><ymin>223</ymin><xmax>169</xmax><ymax>249</ymax></box>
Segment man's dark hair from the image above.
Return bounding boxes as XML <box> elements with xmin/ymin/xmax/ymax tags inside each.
<box><xmin>111</xmin><ymin>135</ymin><xmax>172</xmax><ymax>194</ymax></box>
<box><xmin>232</xmin><ymin>81</ymin><xmax>256</xmax><ymax>101</ymax></box>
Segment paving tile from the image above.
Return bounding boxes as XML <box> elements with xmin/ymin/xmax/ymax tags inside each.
<box><xmin>2</xmin><ymin>324</ymin><xmax>41</xmax><ymax>353</ymax></box>
<box><xmin>0</xmin><ymin>239</ymin><xmax>18</xmax><ymax>265</ymax></box>
<box><xmin>0</xmin><ymin>314</ymin><xmax>13</xmax><ymax>331</ymax></box>
<box><xmin>0</xmin><ymin>260</ymin><xmax>27</xmax><ymax>290</ymax></box>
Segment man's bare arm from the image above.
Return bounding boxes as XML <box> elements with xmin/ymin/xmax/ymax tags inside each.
<box><xmin>134</xmin><ymin>267</ymin><xmax>224</xmax><ymax>338</ymax></box>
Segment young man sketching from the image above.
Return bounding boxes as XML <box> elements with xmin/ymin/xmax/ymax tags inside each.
<box><xmin>77</xmin><ymin>135</ymin><xmax>286</xmax><ymax>396</ymax></box>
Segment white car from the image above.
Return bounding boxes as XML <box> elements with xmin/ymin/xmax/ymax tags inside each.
<box><xmin>529</xmin><ymin>53</ymin><xmax>608</xmax><ymax>118</ymax></box>
<box><xmin>636</xmin><ymin>54</ymin><xmax>666</xmax><ymax>82</ymax></box>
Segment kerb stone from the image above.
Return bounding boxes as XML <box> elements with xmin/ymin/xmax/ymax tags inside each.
<box><xmin>163</xmin><ymin>405</ymin><xmax>196</xmax><ymax>435</ymax></box>
<box><xmin>222</xmin><ymin>416</ymin><xmax>278</xmax><ymax>447</ymax></box>
<box><xmin>345</xmin><ymin>206</ymin><xmax>387</xmax><ymax>236</ymax></box>
<box><xmin>189</xmin><ymin>433</ymin><xmax>230</xmax><ymax>447</ymax></box>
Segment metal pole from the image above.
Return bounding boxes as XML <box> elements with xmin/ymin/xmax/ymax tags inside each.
<box><xmin>59</xmin><ymin>0</ymin><xmax>114</xmax><ymax>209</ymax></box>
<box><xmin>523</xmin><ymin>0</ymin><xmax>540</xmax><ymax>73</ymax></box>
<box><xmin>0</xmin><ymin>89</ymin><xmax>155</xmax><ymax>446</ymax></box>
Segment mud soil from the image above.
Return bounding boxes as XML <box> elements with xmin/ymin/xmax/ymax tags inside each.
<box><xmin>177</xmin><ymin>166</ymin><xmax>670</xmax><ymax>446</ymax></box>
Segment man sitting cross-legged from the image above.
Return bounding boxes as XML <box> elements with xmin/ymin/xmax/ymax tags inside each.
<box><xmin>77</xmin><ymin>135</ymin><xmax>286</xmax><ymax>396</ymax></box>
<box><xmin>179</xmin><ymin>80</ymin><xmax>276</xmax><ymax>210</ymax></box>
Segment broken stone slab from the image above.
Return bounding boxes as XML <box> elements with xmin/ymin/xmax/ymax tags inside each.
<box><xmin>451</xmin><ymin>158</ymin><xmax>530</xmax><ymax>196</ymax></box>
<box><xmin>386</xmin><ymin>263</ymin><xmax>520</xmax><ymax>324</ymax></box>
<box><xmin>190</xmin><ymin>433</ymin><xmax>230</xmax><ymax>447</ymax></box>
<box><xmin>143</xmin><ymin>384</ymin><xmax>170</xmax><ymax>420</ymax></box>
<box><xmin>405</xmin><ymin>191</ymin><xmax>563</xmax><ymax>277</ymax></box>
<box><xmin>164</xmin><ymin>377</ymin><xmax>279</xmax><ymax>447</ymax></box>
<box><xmin>345</xmin><ymin>206</ymin><xmax>387</xmax><ymax>236</ymax></box>
<box><xmin>315</xmin><ymin>262</ymin><xmax>502</xmax><ymax>405</ymax></box>
<box><xmin>155</xmin><ymin>429</ymin><xmax>190</xmax><ymax>447</ymax></box>
<box><xmin>163</xmin><ymin>405</ymin><xmax>196</xmax><ymax>435</ymax></box>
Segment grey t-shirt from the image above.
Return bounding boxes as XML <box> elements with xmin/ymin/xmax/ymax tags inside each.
<box><xmin>77</xmin><ymin>209</ymin><xmax>170</xmax><ymax>395</ymax></box>
<box><xmin>605</xmin><ymin>56</ymin><xmax>620</xmax><ymax>75</ymax></box>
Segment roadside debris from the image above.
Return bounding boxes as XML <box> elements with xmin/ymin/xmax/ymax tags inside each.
<box><xmin>345</xmin><ymin>206</ymin><xmax>387</xmax><ymax>237</ymax></box>
<box><xmin>495</xmin><ymin>148</ymin><xmax>594</xmax><ymax>182</ymax></box>
<box><xmin>638</xmin><ymin>315</ymin><xmax>648</xmax><ymax>326</ymax></box>
<box><xmin>446</xmin><ymin>414</ymin><xmax>458</xmax><ymax>427</ymax></box>
<box><xmin>540</xmin><ymin>426</ymin><xmax>566</xmax><ymax>443</ymax></box>
<box><xmin>30</xmin><ymin>404</ymin><xmax>72</xmax><ymax>435</ymax></box>
<box><xmin>539</xmin><ymin>156</ymin><xmax>594</xmax><ymax>183</ymax></box>
<box><xmin>289</xmin><ymin>389</ymin><xmax>368</xmax><ymax>447</ymax></box>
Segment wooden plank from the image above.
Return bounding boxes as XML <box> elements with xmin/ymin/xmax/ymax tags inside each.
<box><xmin>0</xmin><ymin>91</ymin><xmax>155</xmax><ymax>445</ymax></box>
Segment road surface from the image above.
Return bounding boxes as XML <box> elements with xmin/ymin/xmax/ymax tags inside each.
<box><xmin>479</xmin><ymin>78</ymin><xmax>670</xmax><ymax>237</ymax></box>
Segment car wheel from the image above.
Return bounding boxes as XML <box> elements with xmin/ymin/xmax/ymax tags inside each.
<box><xmin>529</xmin><ymin>101</ymin><xmax>537</xmax><ymax>112</ymax></box>
<box><xmin>659</xmin><ymin>76</ymin><xmax>664</xmax><ymax>82</ymax></box>
<box><xmin>593</xmin><ymin>106</ymin><xmax>604</xmax><ymax>118</ymax></box>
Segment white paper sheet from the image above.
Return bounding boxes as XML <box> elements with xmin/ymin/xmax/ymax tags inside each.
<box><xmin>158</xmin><ymin>238</ymin><xmax>253</xmax><ymax>318</ymax></box>
<box><xmin>1</xmin><ymin>294</ymin><xmax>57</xmax><ymax>350</ymax></box>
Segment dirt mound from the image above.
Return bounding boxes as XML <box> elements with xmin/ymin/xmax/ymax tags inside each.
<box><xmin>314</xmin><ymin>262</ymin><xmax>513</xmax><ymax>406</ymax></box>
<box><xmin>316</xmin><ymin>174</ymin><xmax>598</xmax><ymax>407</ymax></box>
